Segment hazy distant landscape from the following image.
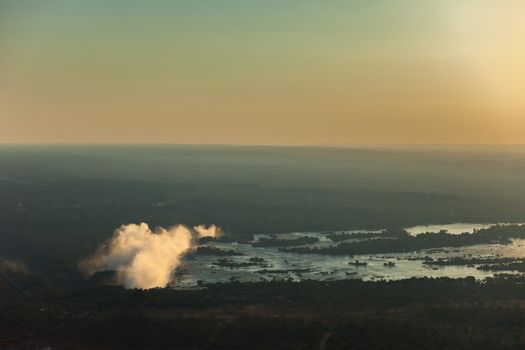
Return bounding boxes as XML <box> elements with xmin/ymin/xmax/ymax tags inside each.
<box><xmin>1</xmin><ymin>145</ymin><xmax>525</xmax><ymax>287</ymax></box>
<box><xmin>3</xmin><ymin>146</ymin><xmax>525</xmax><ymax>349</ymax></box>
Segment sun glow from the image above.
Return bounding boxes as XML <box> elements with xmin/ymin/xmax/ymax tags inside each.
<box><xmin>443</xmin><ymin>1</ymin><xmax>525</xmax><ymax>120</ymax></box>
<box><xmin>1</xmin><ymin>1</ymin><xmax>525</xmax><ymax>144</ymax></box>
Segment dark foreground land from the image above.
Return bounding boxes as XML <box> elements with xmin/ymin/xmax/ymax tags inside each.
<box><xmin>3</xmin><ymin>276</ymin><xmax>525</xmax><ymax>349</ymax></box>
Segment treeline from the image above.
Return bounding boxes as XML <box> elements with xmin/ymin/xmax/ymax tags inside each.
<box><xmin>252</xmin><ymin>236</ymin><xmax>319</xmax><ymax>247</ymax></box>
<box><xmin>326</xmin><ymin>230</ymin><xmax>407</xmax><ymax>242</ymax></box>
<box><xmin>422</xmin><ymin>256</ymin><xmax>525</xmax><ymax>273</ymax></box>
<box><xmin>191</xmin><ymin>246</ymin><xmax>244</xmax><ymax>256</ymax></box>
<box><xmin>282</xmin><ymin>225</ymin><xmax>525</xmax><ymax>256</ymax></box>
<box><xmin>423</xmin><ymin>257</ymin><xmax>525</xmax><ymax>266</ymax></box>
<box><xmin>478</xmin><ymin>261</ymin><xmax>525</xmax><ymax>272</ymax></box>
<box><xmin>7</xmin><ymin>275</ymin><xmax>525</xmax><ymax>349</ymax></box>
<box><xmin>65</xmin><ymin>274</ymin><xmax>525</xmax><ymax>310</ymax></box>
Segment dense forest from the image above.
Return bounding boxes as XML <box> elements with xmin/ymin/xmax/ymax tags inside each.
<box><xmin>3</xmin><ymin>275</ymin><xmax>525</xmax><ymax>349</ymax></box>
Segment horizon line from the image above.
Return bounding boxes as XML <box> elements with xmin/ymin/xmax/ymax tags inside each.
<box><xmin>1</xmin><ymin>142</ymin><xmax>525</xmax><ymax>148</ymax></box>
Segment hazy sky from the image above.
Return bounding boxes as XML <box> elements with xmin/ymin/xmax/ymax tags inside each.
<box><xmin>1</xmin><ymin>1</ymin><xmax>525</xmax><ymax>145</ymax></box>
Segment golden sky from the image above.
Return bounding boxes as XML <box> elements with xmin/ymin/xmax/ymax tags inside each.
<box><xmin>1</xmin><ymin>1</ymin><xmax>525</xmax><ymax>144</ymax></box>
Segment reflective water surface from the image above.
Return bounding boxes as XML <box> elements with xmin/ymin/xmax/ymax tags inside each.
<box><xmin>173</xmin><ymin>224</ymin><xmax>525</xmax><ymax>288</ymax></box>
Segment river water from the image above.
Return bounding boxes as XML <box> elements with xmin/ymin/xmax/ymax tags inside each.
<box><xmin>173</xmin><ymin>223</ymin><xmax>525</xmax><ymax>288</ymax></box>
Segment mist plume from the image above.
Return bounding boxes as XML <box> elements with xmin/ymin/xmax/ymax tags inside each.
<box><xmin>80</xmin><ymin>223</ymin><xmax>221</xmax><ymax>289</ymax></box>
<box><xmin>193</xmin><ymin>224</ymin><xmax>222</xmax><ymax>238</ymax></box>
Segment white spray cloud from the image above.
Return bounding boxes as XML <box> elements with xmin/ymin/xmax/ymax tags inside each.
<box><xmin>80</xmin><ymin>223</ymin><xmax>221</xmax><ymax>289</ymax></box>
<box><xmin>193</xmin><ymin>224</ymin><xmax>222</xmax><ymax>238</ymax></box>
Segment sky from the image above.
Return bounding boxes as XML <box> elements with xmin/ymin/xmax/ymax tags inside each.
<box><xmin>1</xmin><ymin>0</ymin><xmax>525</xmax><ymax>145</ymax></box>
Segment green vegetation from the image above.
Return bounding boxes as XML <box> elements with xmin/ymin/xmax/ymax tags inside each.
<box><xmin>252</xmin><ymin>236</ymin><xmax>319</xmax><ymax>247</ymax></box>
<box><xmin>326</xmin><ymin>230</ymin><xmax>406</xmax><ymax>242</ymax></box>
<box><xmin>4</xmin><ymin>276</ymin><xmax>525</xmax><ymax>349</ymax></box>
<box><xmin>423</xmin><ymin>257</ymin><xmax>524</xmax><ymax>266</ymax></box>
<box><xmin>3</xmin><ymin>147</ymin><xmax>525</xmax><ymax>348</ymax></box>
<box><xmin>2</xmin><ymin>145</ymin><xmax>525</xmax><ymax>286</ymax></box>
<box><xmin>255</xmin><ymin>268</ymin><xmax>312</xmax><ymax>274</ymax></box>
<box><xmin>212</xmin><ymin>258</ymin><xmax>268</xmax><ymax>269</ymax></box>
<box><xmin>191</xmin><ymin>246</ymin><xmax>244</xmax><ymax>256</ymax></box>
<box><xmin>478</xmin><ymin>262</ymin><xmax>525</xmax><ymax>272</ymax></box>
<box><xmin>421</xmin><ymin>256</ymin><xmax>525</xmax><ymax>273</ymax></box>
<box><xmin>282</xmin><ymin>225</ymin><xmax>525</xmax><ymax>255</ymax></box>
